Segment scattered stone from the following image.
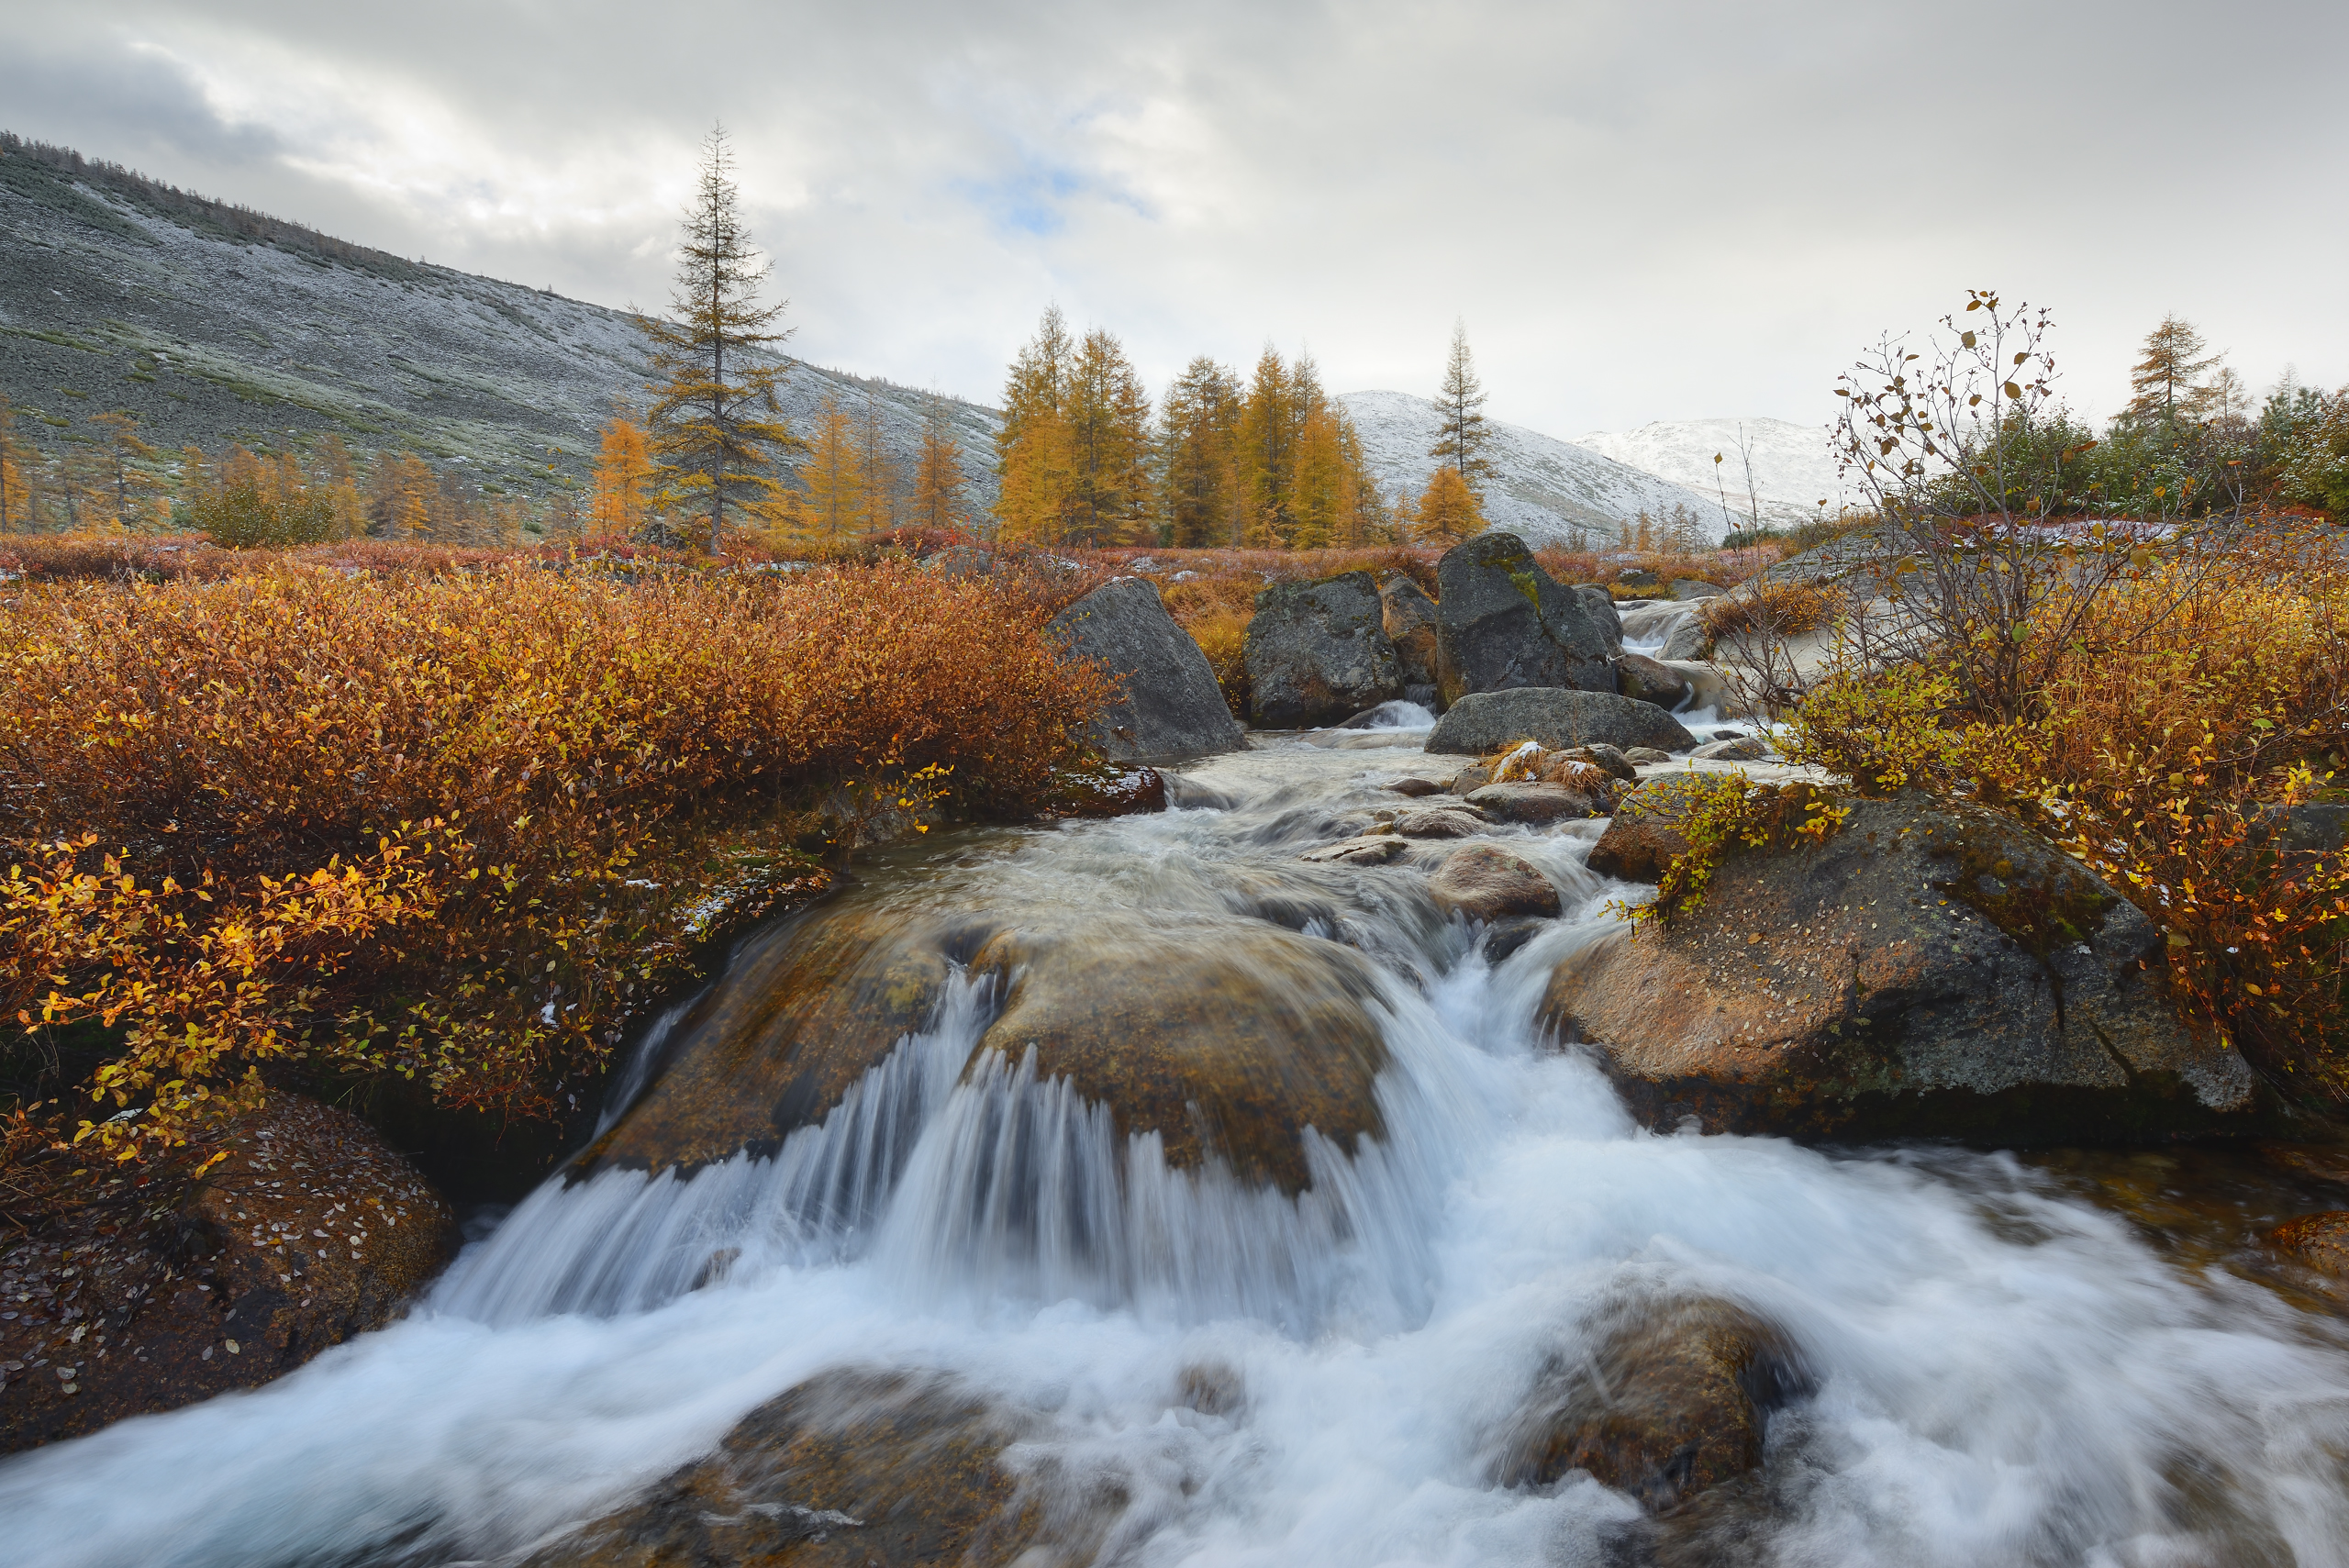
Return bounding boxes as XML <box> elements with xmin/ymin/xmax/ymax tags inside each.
<box><xmin>1392</xmin><ymin>807</ymin><xmax>1486</xmax><ymax>839</ymax></box>
<box><xmin>1467</xmin><ymin>781</ymin><xmax>1608</xmax><ymax>825</ymax></box>
<box><xmin>1691</xmin><ymin>736</ymin><xmax>1769</xmax><ymax>762</ymax></box>
<box><xmin>0</xmin><ymin>1095</ymin><xmax>456</xmax><ymax>1455</ymax></box>
<box><xmin>1246</xmin><ymin>572</ymin><xmax>1404</xmax><ymax>728</ymax></box>
<box><xmin>1553</xmin><ymin>743</ymin><xmax>1638</xmax><ymax>783</ymax></box>
<box><xmin>1046</xmin><ymin>578</ymin><xmax>1244</xmax><ymax>761</ymax></box>
<box><xmin>1660</xmin><ymin>617</ymin><xmax>1711</xmax><ymax>662</ymax></box>
<box><xmin>1623</xmin><ymin>747</ymin><xmax>1675</xmax><ymax>765</ymax></box>
<box><xmin>1615</xmin><ymin>568</ymin><xmax>1661</xmax><ymax>591</ymax></box>
<box><xmin>1386</xmin><ymin>776</ymin><xmax>1446</xmax><ymax>797</ymax></box>
<box><xmin>1481</xmin><ymin>917</ymin><xmax>1551</xmax><ymax>964</ymax></box>
<box><xmin>1486</xmin><ymin>1292</ymin><xmax>1808</xmax><ymax>1514</ymax></box>
<box><xmin>1425</xmin><ymin>688</ymin><xmax>1699</xmax><ymax>756</ymax></box>
<box><xmin>1617</xmin><ymin>651</ymin><xmax>1691</xmax><ymax>710</ymax></box>
<box><xmin>1450</xmin><ymin>763</ymin><xmax>1491</xmax><ymax>793</ymax></box>
<box><xmin>1301</xmin><ymin>834</ymin><xmax>1407</xmax><ymax>864</ymax></box>
<box><xmin>1434</xmin><ymin>534</ymin><xmax>1618</xmax><ymax>705</ymax></box>
<box><xmin>1430</xmin><ymin>843</ymin><xmax>1563</xmax><ymax>922</ymax></box>
<box><xmin>1378</xmin><ymin>573</ymin><xmax>1441</xmax><ymax>689</ymax></box>
<box><xmin>1672</xmin><ymin>579</ymin><xmax>1722</xmax><ymax>601</ymax></box>
<box><xmin>1542</xmin><ymin>793</ymin><xmax>2267</xmax><ymax>1142</ymax></box>
<box><xmin>1038</xmin><ymin>763</ymin><xmax>1167</xmax><ymax>817</ymax></box>
<box><xmin>918</xmin><ymin>545</ymin><xmax>997</xmax><ymax>579</ymax></box>
<box><xmin>2268</xmin><ymin>1212</ymin><xmax>2349</xmax><ymax>1276</ymax></box>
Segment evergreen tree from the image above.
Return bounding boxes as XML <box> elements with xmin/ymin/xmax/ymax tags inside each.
<box><xmin>911</xmin><ymin>403</ymin><xmax>970</xmax><ymax>532</ymax></box>
<box><xmin>640</xmin><ymin>126</ymin><xmax>804</xmax><ymax>552</ymax></box>
<box><xmin>1430</xmin><ymin>319</ymin><xmax>1494</xmax><ymax>497</ymax></box>
<box><xmin>1239</xmin><ymin>347</ymin><xmax>1298</xmax><ymax>543</ymax></box>
<box><xmin>2127</xmin><ymin>315</ymin><xmax>2221</xmax><ymax>426</ymax></box>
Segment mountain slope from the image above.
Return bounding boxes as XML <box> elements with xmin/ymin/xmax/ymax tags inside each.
<box><xmin>0</xmin><ymin>137</ymin><xmax>1001</xmax><ymax>507</ymax></box>
<box><xmin>1575</xmin><ymin>417</ymin><xmax>1844</xmax><ymax>529</ymax></box>
<box><xmin>1340</xmin><ymin>390</ymin><xmax>1730</xmax><ymax>546</ymax></box>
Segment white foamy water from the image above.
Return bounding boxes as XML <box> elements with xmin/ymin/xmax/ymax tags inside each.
<box><xmin>5</xmin><ymin>738</ymin><xmax>2348</xmax><ymax>1568</ymax></box>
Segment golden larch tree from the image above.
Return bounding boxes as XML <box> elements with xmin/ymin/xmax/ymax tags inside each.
<box><xmin>911</xmin><ymin>404</ymin><xmax>970</xmax><ymax>532</ymax></box>
<box><xmin>1409</xmin><ymin>464</ymin><xmax>1485</xmax><ymax>544</ymax></box>
<box><xmin>2127</xmin><ymin>315</ymin><xmax>2221</xmax><ymax>426</ymax></box>
<box><xmin>797</xmin><ymin>395</ymin><xmax>869</xmax><ymax>552</ymax></box>
<box><xmin>589</xmin><ymin>412</ymin><xmax>657</xmax><ymax>537</ymax></box>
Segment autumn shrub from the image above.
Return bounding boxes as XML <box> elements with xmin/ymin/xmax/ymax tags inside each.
<box><xmin>1781</xmin><ymin>522</ymin><xmax>2349</xmax><ymax>1103</ymax></box>
<box><xmin>0</xmin><ymin>561</ymin><xmax>1108</xmax><ymax>1160</ymax></box>
<box><xmin>1700</xmin><ymin>579</ymin><xmax>1841</xmax><ymax>642</ymax></box>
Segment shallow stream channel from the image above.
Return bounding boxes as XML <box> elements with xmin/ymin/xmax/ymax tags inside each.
<box><xmin>7</xmin><ymin>717</ymin><xmax>2349</xmax><ymax>1567</ymax></box>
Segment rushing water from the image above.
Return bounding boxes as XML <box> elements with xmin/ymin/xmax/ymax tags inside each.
<box><xmin>6</xmin><ymin>728</ymin><xmax>2349</xmax><ymax>1567</ymax></box>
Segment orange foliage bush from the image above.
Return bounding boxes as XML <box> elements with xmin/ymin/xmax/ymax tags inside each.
<box><xmin>0</xmin><ymin>561</ymin><xmax>1108</xmax><ymax>1152</ymax></box>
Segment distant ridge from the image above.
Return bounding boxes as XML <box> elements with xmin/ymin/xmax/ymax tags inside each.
<box><xmin>0</xmin><ymin>133</ymin><xmax>1003</xmax><ymax>507</ymax></box>
<box><xmin>1339</xmin><ymin>390</ymin><xmax>1732</xmax><ymax>545</ymax></box>
<box><xmin>1576</xmin><ymin>417</ymin><xmax>1845</xmax><ymax>529</ymax></box>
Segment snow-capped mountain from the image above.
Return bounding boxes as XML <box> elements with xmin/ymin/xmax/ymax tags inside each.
<box><xmin>1575</xmin><ymin>417</ymin><xmax>1846</xmax><ymax>529</ymax></box>
<box><xmin>1340</xmin><ymin>391</ymin><xmax>1732</xmax><ymax>547</ymax></box>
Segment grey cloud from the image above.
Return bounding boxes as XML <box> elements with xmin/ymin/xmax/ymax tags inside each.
<box><xmin>7</xmin><ymin>0</ymin><xmax>2345</xmax><ymax>431</ymax></box>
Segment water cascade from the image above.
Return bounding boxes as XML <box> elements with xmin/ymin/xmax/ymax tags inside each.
<box><xmin>6</xmin><ymin>729</ymin><xmax>2348</xmax><ymax>1567</ymax></box>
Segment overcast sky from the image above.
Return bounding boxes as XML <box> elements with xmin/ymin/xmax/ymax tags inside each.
<box><xmin>8</xmin><ymin>1</ymin><xmax>2345</xmax><ymax>436</ymax></box>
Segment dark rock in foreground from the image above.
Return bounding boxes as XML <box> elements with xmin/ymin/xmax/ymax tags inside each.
<box><xmin>0</xmin><ymin>1095</ymin><xmax>455</xmax><ymax>1454</ymax></box>
<box><xmin>1486</xmin><ymin>1291</ymin><xmax>1808</xmax><ymax>1514</ymax></box>
<box><xmin>1047</xmin><ymin>578</ymin><xmax>1244</xmax><ymax>762</ymax></box>
<box><xmin>1425</xmin><ymin>688</ymin><xmax>1698</xmax><ymax>756</ymax></box>
<box><xmin>523</xmin><ymin>1370</ymin><xmax>1041</xmax><ymax>1568</ymax></box>
<box><xmin>1542</xmin><ymin>794</ymin><xmax>2265</xmax><ymax>1143</ymax></box>
<box><xmin>2269</xmin><ymin>1211</ymin><xmax>2349</xmax><ymax>1277</ymax></box>
<box><xmin>1246</xmin><ymin>571</ymin><xmax>1403</xmax><ymax>728</ymax></box>
<box><xmin>1435</xmin><ymin>534</ymin><xmax>1618</xmax><ymax>705</ymax></box>
<box><xmin>1379</xmin><ymin>572</ymin><xmax>1441</xmax><ymax>691</ymax></box>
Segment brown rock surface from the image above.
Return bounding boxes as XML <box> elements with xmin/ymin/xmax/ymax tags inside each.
<box><xmin>1585</xmin><ymin>773</ymin><xmax>1716</xmax><ymax>884</ymax></box>
<box><xmin>1430</xmin><ymin>844</ymin><xmax>1563</xmax><ymax>923</ymax></box>
<box><xmin>1465</xmin><ymin>781</ymin><xmax>1608</xmax><ymax>824</ymax></box>
<box><xmin>0</xmin><ymin>1094</ymin><xmax>453</xmax><ymax>1453</ymax></box>
<box><xmin>522</xmin><ymin>1370</ymin><xmax>1053</xmax><ymax>1568</ymax></box>
<box><xmin>2268</xmin><ymin>1211</ymin><xmax>2349</xmax><ymax>1276</ymax></box>
<box><xmin>587</xmin><ymin>902</ymin><xmax>1395</xmax><ymax>1197</ymax></box>
<box><xmin>967</xmin><ymin>919</ymin><xmax>1392</xmax><ymax>1193</ymax></box>
<box><xmin>1300</xmin><ymin>833</ymin><xmax>1407</xmax><ymax>865</ymax></box>
<box><xmin>1393</xmin><ymin>807</ymin><xmax>1486</xmax><ymax>839</ymax></box>
<box><xmin>1386</xmin><ymin>775</ymin><xmax>1447</xmax><ymax>797</ymax></box>
<box><xmin>1542</xmin><ymin>794</ymin><xmax>2265</xmax><ymax>1142</ymax></box>
<box><xmin>1486</xmin><ymin>1294</ymin><xmax>1807</xmax><ymax>1514</ymax></box>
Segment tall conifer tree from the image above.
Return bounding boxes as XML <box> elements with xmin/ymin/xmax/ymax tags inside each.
<box><xmin>911</xmin><ymin>403</ymin><xmax>970</xmax><ymax>533</ymax></box>
<box><xmin>1430</xmin><ymin>319</ymin><xmax>1494</xmax><ymax>497</ymax></box>
<box><xmin>640</xmin><ymin>126</ymin><xmax>804</xmax><ymax>552</ymax></box>
<box><xmin>2127</xmin><ymin>315</ymin><xmax>2221</xmax><ymax>426</ymax></box>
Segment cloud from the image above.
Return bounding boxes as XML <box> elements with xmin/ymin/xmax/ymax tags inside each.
<box><xmin>6</xmin><ymin>0</ymin><xmax>2346</xmax><ymax>433</ymax></box>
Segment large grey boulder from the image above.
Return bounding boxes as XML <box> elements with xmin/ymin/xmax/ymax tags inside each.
<box><xmin>1046</xmin><ymin>578</ymin><xmax>1244</xmax><ymax>761</ymax></box>
<box><xmin>1573</xmin><ymin>586</ymin><xmax>1624</xmax><ymax>654</ymax></box>
<box><xmin>1246</xmin><ymin>572</ymin><xmax>1403</xmax><ymax>728</ymax></box>
<box><xmin>1378</xmin><ymin>573</ymin><xmax>1441</xmax><ymax>689</ymax></box>
<box><xmin>1434</xmin><ymin>534</ymin><xmax>1618</xmax><ymax>704</ymax></box>
<box><xmin>1542</xmin><ymin>792</ymin><xmax>2266</xmax><ymax>1143</ymax></box>
<box><xmin>1425</xmin><ymin>687</ymin><xmax>1698</xmax><ymax>756</ymax></box>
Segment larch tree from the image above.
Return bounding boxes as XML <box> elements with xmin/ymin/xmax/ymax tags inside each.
<box><xmin>798</xmin><ymin>394</ymin><xmax>869</xmax><ymax>550</ymax></box>
<box><xmin>1157</xmin><ymin>357</ymin><xmax>1242</xmax><ymax>547</ymax></box>
<box><xmin>2127</xmin><ymin>315</ymin><xmax>2221</xmax><ymax>426</ymax></box>
<box><xmin>89</xmin><ymin>412</ymin><xmax>160</xmax><ymax>530</ymax></box>
<box><xmin>1065</xmin><ymin>328</ymin><xmax>1152</xmax><ymax>544</ymax></box>
<box><xmin>995</xmin><ymin>306</ymin><xmax>1076</xmax><ymax>543</ymax></box>
<box><xmin>1409</xmin><ymin>464</ymin><xmax>1484</xmax><ymax>544</ymax></box>
<box><xmin>640</xmin><ymin>125</ymin><xmax>804</xmax><ymax>552</ymax></box>
<box><xmin>911</xmin><ymin>403</ymin><xmax>970</xmax><ymax>532</ymax></box>
<box><xmin>1430</xmin><ymin>319</ymin><xmax>1494</xmax><ymax>497</ymax></box>
<box><xmin>1238</xmin><ymin>347</ymin><xmax>1298</xmax><ymax>544</ymax></box>
<box><xmin>0</xmin><ymin>396</ymin><xmax>20</xmax><ymax>531</ymax></box>
<box><xmin>859</xmin><ymin>389</ymin><xmax>902</xmax><ymax>533</ymax></box>
<box><xmin>589</xmin><ymin>411</ymin><xmax>657</xmax><ymax>537</ymax></box>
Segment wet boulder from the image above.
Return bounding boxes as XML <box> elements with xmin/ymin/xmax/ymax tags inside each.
<box><xmin>1553</xmin><ymin>743</ymin><xmax>1637</xmax><ymax>784</ymax></box>
<box><xmin>523</xmin><ymin>1370</ymin><xmax>1046</xmax><ymax>1568</ymax></box>
<box><xmin>1434</xmin><ymin>534</ymin><xmax>1618</xmax><ymax>705</ymax></box>
<box><xmin>2269</xmin><ymin>1212</ymin><xmax>2349</xmax><ymax>1276</ymax></box>
<box><xmin>1617</xmin><ymin>652</ymin><xmax>1692</xmax><ymax>710</ymax></box>
<box><xmin>1486</xmin><ymin>1292</ymin><xmax>1807</xmax><ymax>1514</ymax></box>
<box><xmin>1378</xmin><ymin>572</ymin><xmax>1441</xmax><ymax>689</ymax></box>
<box><xmin>1586</xmin><ymin>773</ymin><xmax>1716</xmax><ymax>884</ymax></box>
<box><xmin>1301</xmin><ymin>834</ymin><xmax>1407</xmax><ymax>865</ymax></box>
<box><xmin>1542</xmin><ymin>793</ymin><xmax>2267</xmax><ymax>1143</ymax></box>
<box><xmin>967</xmin><ymin>917</ymin><xmax>1392</xmax><ymax>1194</ymax></box>
<box><xmin>1691</xmin><ymin>736</ymin><xmax>1770</xmax><ymax>762</ymax></box>
<box><xmin>1386</xmin><ymin>775</ymin><xmax>1448</xmax><ymax>797</ymax></box>
<box><xmin>1393</xmin><ymin>806</ymin><xmax>1487</xmax><ymax>839</ymax></box>
<box><xmin>0</xmin><ymin>1095</ymin><xmax>455</xmax><ymax>1454</ymax></box>
<box><xmin>1574</xmin><ymin>586</ymin><xmax>1624</xmax><ymax>654</ymax></box>
<box><xmin>1426</xmin><ymin>688</ymin><xmax>1698</xmax><ymax>756</ymax></box>
<box><xmin>1246</xmin><ymin>572</ymin><xmax>1404</xmax><ymax>728</ymax></box>
<box><xmin>1465</xmin><ymin>781</ymin><xmax>1609</xmax><ymax>824</ymax></box>
<box><xmin>1046</xmin><ymin>577</ymin><xmax>1244</xmax><ymax>761</ymax></box>
<box><xmin>1672</xmin><ymin>579</ymin><xmax>1722</xmax><ymax>601</ymax></box>
<box><xmin>1429</xmin><ymin>843</ymin><xmax>1563</xmax><ymax>923</ymax></box>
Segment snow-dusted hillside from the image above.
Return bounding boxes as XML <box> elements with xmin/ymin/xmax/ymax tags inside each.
<box><xmin>1575</xmin><ymin>417</ymin><xmax>1845</xmax><ymax>529</ymax></box>
<box><xmin>1340</xmin><ymin>390</ymin><xmax>1729</xmax><ymax>547</ymax></box>
<box><xmin>0</xmin><ymin>148</ymin><xmax>1001</xmax><ymax>508</ymax></box>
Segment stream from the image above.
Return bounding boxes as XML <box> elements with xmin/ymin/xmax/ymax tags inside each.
<box><xmin>6</xmin><ymin>721</ymin><xmax>2349</xmax><ymax>1567</ymax></box>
